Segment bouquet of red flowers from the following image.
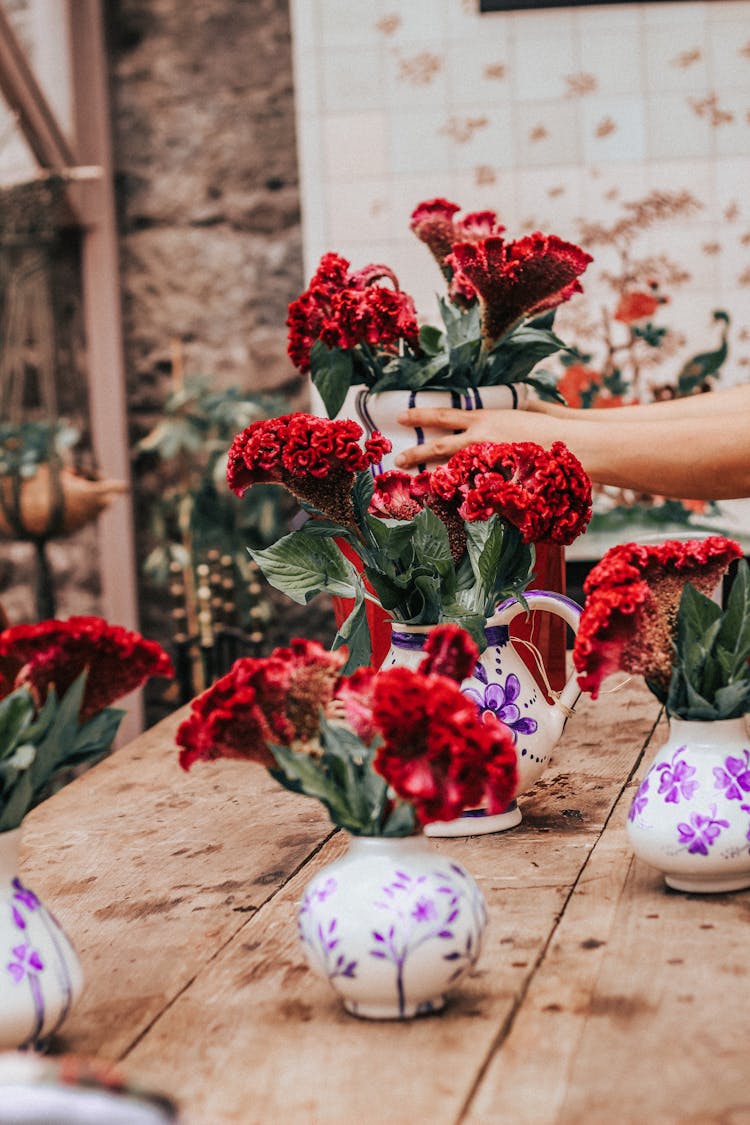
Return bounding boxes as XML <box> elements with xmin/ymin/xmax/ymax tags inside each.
<box><xmin>176</xmin><ymin>625</ymin><xmax>517</xmax><ymax>835</ymax></box>
<box><xmin>226</xmin><ymin>412</ymin><xmax>592</xmax><ymax>667</ymax></box>
<box><xmin>288</xmin><ymin>197</ymin><xmax>592</xmax><ymax>418</ymax></box>
<box><xmin>572</xmin><ymin>536</ymin><xmax>750</xmax><ymax>720</ymax></box>
<box><xmin>0</xmin><ymin>616</ymin><xmax>173</xmax><ymax>831</ymax></box>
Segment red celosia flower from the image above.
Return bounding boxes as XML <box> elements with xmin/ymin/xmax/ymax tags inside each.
<box><xmin>0</xmin><ymin>617</ymin><xmax>173</xmax><ymax>722</ymax></box>
<box><xmin>369</xmin><ymin>470</ymin><xmax>425</xmax><ymax>520</ymax></box>
<box><xmin>331</xmin><ymin>665</ymin><xmax>378</xmax><ymax>744</ymax></box>
<box><xmin>614</xmin><ymin>290</ymin><xmax>661</xmax><ymax>324</ymax></box>
<box><xmin>429</xmin><ymin>440</ymin><xmax>592</xmax><ymax>545</ymax></box>
<box><xmin>448</xmin><ymin>233</ymin><xmax>592</xmax><ymax>347</ymax></box>
<box><xmin>418</xmin><ymin>624</ymin><xmax>479</xmax><ymax>682</ymax></box>
<box><xmin>409</xmin><ymin>198</ymin><xmax>505</xmax><ymax>296</ymax></box>
<box><xmin>573</xmin><ymin>536</ymin><xmax>743</xmax><ymax>697</ymax></box>
<box><xmin>286</xmin><ymin>253</ymin><xmax>420</xmax><ymax>374</ymax></box>
<box><xmin>371</xmin><ymin>666</ymin><xmax>517</xmax><ymax>824</ymax></box>
<box><xmin>177</xmin><ymin>639</ymin><xmax>346</xmax><ymax>771</ymax></box>
<box><xmin>226</xmin><ymin>413</ymin><xmax>391</xmax><ymax>525</ymax></box>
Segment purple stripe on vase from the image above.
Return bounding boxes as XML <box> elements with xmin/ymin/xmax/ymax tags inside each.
<box><xmin>391</xmin><ymin>624</ymin><xmax>509</xmax><ymax>651</ymax></box>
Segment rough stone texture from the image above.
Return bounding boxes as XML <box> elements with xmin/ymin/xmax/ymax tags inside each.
<box><xmin>0</xmin><ymin>2</ymin><xmax>335</xmax><ymax>725</ymax></box>
<box><xmin>106</xmin><ymin>0</ymin><xmax>334</xmax><ymax>721</ymax></box>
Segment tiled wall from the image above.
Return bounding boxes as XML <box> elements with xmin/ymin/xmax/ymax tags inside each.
<box><xmin>290</xmin><ymin>0</ymin><xmax>750</xmax><ymax>554</ymax></box>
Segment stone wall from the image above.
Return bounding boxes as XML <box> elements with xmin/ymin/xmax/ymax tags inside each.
<box><xmin>106</xmin><ymin>0</ymin><xmax>335</xmax><ymax>718</ymax></box>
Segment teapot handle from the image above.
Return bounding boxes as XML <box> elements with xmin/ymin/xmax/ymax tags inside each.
<box><xmin>494</xmin><ymin>590</ymin><xmax>582</xmax><ymax>716</ymax></box>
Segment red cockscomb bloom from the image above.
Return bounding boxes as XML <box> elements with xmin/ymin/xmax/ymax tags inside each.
<box><xmin>226</xmin><ymin>413</ymin><xmax>391</xmax><ymax>525</ymax></box>
<box><xmin>409</xmin><ymin>198</ymin><xmax>505</xmax><ymax>296</ymax></box>
<box><xmin>429</xmin><ymin>440</ymin><xmax>592</xmax><ymax>545</ymax></box>
<box><xmin>0</xmin><ymin>617</ymin><xmax>173</xmax><ymax>722</ymax></box>
<box><xmin>177</xmin><ymin>639</ymin><xmax>346</xmax><ymax>771</ymax></box>
<box><xmin>286</xmin><ymin>253</ymin><xmax>420</xmax><ymax>374</ymax></box>
<box><xmin>573</xmin><ymin>536</ymin><xmax>743</xmax><ymax>698</ymax></box>
<box><xmin>368</xmin><ymin>470</ymin><xmax>426</xmax><ymax>520</ymax></box>
<box><xmin>371</xmin><ymin>665</ymin><xmax>517</xmax><ymax>824</ymax></box>
<box><xmin>418</xmin><ymin>623</ymin><xmax>480</xmax><ymax>682</ymax></box>
<box><xmin>448</xmin><ymin>233</ymin><xmax>592</xmax><ymax>348</ymax></box>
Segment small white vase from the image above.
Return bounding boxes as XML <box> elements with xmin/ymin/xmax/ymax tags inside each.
<box><xmin>337</xmin><ymin>384</ymin><xmax>528</xmax><ymax>473</ymax></box>
<box><xmin>626</xmin><ymin>716</ymin><xmax>750</xmax><ymax>893</ymax></box>
<box><xmin>0</xmin><ymin>828</ymin><xmax>84</xmax><ymax>1049</ymax></box>
<box><xmin>297</xmin><ymin>834</ymin><xmax>487</xmax><ymax>1019</ymax></box>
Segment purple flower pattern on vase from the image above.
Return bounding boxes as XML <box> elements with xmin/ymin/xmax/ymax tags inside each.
<box><xmin>297</xmin><ymin>848</ymin><xmax>486</xmax><ymax>1019</ymax></box>
<box><xmin>3</xmin><ymin>874</ymin><xmax>77</xmax><ymax>1048</ymax></box>
<box><xmin>655</xmin><ymin>747</ymin><xmax>699</xmax><ymax>804</ymax></box>
<box><xmin>463</xmin><ymin>667</ymin><xmax>537</xmax><ymax>742</ymax></box>
<box><xmin>713</xmin><ymin>750</ymin><xmax>750</xmax><ymax>801</ymax></box>
<box><xmin>629</xmin><ymin>775</ymin><xmax>650</xmax><ymax>822</ymax></box>
<box><xmin>677</xmin><ymin>806</ymin><xmax>730</xmax><ymax>855</ymax></box>
<box><xmin>369</xmin><ymin>863</ymin><xmax>485</xmax><ymax>1017</ymax></box>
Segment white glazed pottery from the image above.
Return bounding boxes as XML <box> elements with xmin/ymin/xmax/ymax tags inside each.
<box><xmin>626</xmin><ymin>716</ymin><xmax>750</xmax><ymax>893</ymax></box>
<box><xmin>337</xmin><ymin>384</ymin><xmax>528</xmax><ymax>473</ymax></box>
<box><xmin>383</xmin><ymin>591</ymin><xmax>582</xmax><ymax>836</ymax></box>
<box><xmin>297</xmin><ymin>834</ymin><xmax>486</xmax><ymax>1019</ymax></box>
<box><xmin>0</xmin><ymin>828</ymin><xmax>84</xmax><ymax>1049</ymax></box>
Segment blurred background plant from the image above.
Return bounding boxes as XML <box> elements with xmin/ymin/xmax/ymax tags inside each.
<box><xmin>133</xmin><ymin>348</ymin><xmax>290</xmax><ymax>699</ymax></box>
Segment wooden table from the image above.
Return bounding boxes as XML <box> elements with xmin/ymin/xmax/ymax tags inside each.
<box><xmin>21</xmin><ymin>678</ymin><xmax>750</xmax><ymax>1125</ymax></box>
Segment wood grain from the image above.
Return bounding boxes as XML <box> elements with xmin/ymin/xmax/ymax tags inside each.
<box><xmin>16</xmin><ymin>675</ymin><xmax>661</xmax><ymax>1124</ymax></box>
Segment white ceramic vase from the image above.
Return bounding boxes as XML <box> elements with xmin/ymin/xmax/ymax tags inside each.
<box><xmin>0</xmin><ymin>828</ymin><xmax>84</xmax><ymax>1049</ymax></box>
<box><xmin>337</xmin><ymin>384</ymin><xmax>528</xmax><ymax>473</ymax></box>
<box><xmin>626</xmin><ymin>716</ymin><xmax>750</xmax><ymax>893</ymax></box>
<box><xmin>297</xmin><ymin>834</ymin><xmax>486</xmax><ymax>1019</ymax></box>
<box><xmin>383</xmin><ymin>591</ymin><xmax>582</xmax><ymax>836</ymax></box>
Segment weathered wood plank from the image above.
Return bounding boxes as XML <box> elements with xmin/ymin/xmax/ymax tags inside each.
<box><xmin>108</xmin><ymin>684</ymin><xmax>657</xmax><ymax>1125</ymax></box>
<box><xmin>465</xmin><ymin>709</ymin><xmax>750</xmax><ymax>1125</ymax></box>
<box><xmin>19</xmin><ymin>709</ymin><xmax>334</xmax><ymax>1059</ymax></box>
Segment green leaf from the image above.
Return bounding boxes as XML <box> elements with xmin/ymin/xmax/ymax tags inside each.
<box><xmin>0</xmin><ymin>689</ymin><xmax>36</xmax><ymax>762</ymax></box>
<box><xmin>310</xmin><ymin>342</ymin><xmax>355</xmax><ymax>418</ymax></box>
<box><xmin>250</xmin><ymin>532</ymin><xmax>360</xmax><ymax>603</ymax></box>
<box><xmin>380</xmin><ymin>801</ymin><xmax>417</xmax><ymax>837</ymax></box>
<box><xmin>333</xmin><ymin>592</ymin><xmax>372</xmax><ymax>672</ymax></box>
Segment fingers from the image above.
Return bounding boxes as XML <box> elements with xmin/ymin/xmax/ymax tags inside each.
<box><xmin>396</xmin><ymin>407</ymin><xmax>471</xmax><ymax>431</ymax></box>
<box><xmin>394</xmin><ymin>435</ymin><xmax>467</xmax><ymax>468</ymax></box>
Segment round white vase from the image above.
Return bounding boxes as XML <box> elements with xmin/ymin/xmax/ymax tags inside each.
<box><xmin>626</xmin><ymin>716</ymin><xmax>750</xmax><ymax>893</ymax></box>
<box><xmin>337</xmin><ymin>384</ymin><xmax>528</xmax><ymax>473</ymax></box>
<box><xmin>0</xmin><ymin>828</ymin><xmax>84</xmax><ymax>1050</ymax></box>
<box><xmin>297</xmin><ymin>834</ymin><xmax>487</xmax><ymax>1019</ymax></box>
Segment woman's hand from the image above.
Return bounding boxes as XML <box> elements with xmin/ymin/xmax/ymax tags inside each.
<box><xmin>393</xmin><ymin>406</ymin><xmax>559</xmax><ymax>469</ymax></box>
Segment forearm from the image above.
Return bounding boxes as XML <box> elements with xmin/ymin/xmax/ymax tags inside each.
<box><xmin>562</xmin><ymin>414</ymin><xmax>750</xmax><ymax>500</ymax></box>
<box><xmin>531</xmin><ymin>383</ymin><xmax>750</xmax><ymax>424</ymax></box>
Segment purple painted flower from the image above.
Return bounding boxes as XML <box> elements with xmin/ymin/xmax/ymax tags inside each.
<box><xmin>463</xmin><ymin>669</ymin><xmax>537</xmax><ymax>741</ymax></box>
<box><xmin>656</xmin><ymin>748</ymin><xmax>699</xmax><ymax>804</ymax></box>
<box><xmin>412</xmin><ymin>897</ymin><xmax>437</xmax><ymax>923</ymax></box>
<box><xmin>742</xmin><ymin>804</ymin><xmax>750</xmax><ymax>844</ymax></box>
<box><xmin>314</xmin><ymin>877</ymin><xmax>337</xmax><ymax>902</ymax></box>
<box><xmin>677</xmin><ymin>808</ymin><xmax>730</xmax><ymax>855</ymax></box>
<box><xmin>7</xmin><ymin>943</ymin><xmax>43</xmax><ymax>983</ymax></box>
<box><xmin>713</xmin><ymin>751</ymin><xmax>750</xmax><ymax>801</ymax></box>
<box><xmin>629</xmin><ymin>775</ymin><xmax>650</xmax><ymax>822</ymax></box>
<box><xmin>12</xmin><ymin>880</ymin><xmax>39</xmax><ymax>912</ymax></box>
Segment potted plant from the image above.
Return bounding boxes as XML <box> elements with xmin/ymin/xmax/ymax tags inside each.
<box><xmin>176</xmin><ymin>624</ymin><xmax>517</xmax><ymax>1019</ymax></box>
<box><xmin>225</xmin><ymin>412</ymin><xmax>591</xmax><ymax>833</ymax></box>
<box><xmin>0</xmin><ymin>616</ymin><xmax>172</xmax><ymax>1049</ymax></box>
<box><xmin>572</xmin><ymin>535</ymin><xmax>750</xmax><ymax>892</ymax></box>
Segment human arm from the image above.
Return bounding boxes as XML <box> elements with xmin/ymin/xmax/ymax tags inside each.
<box><xmin>393</xmin><ymin>386</ymin><xmax>750</xmax><ymax>500</ymax></box>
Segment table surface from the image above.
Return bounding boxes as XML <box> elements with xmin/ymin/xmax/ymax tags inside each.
<box><xmin>21</xmin><ymin>676</ymin><xmax>750</xmax><ymax>1125</ymax></box>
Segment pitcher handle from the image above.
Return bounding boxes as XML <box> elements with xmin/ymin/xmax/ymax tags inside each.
<box><xmin>494</xmin><ymin>590</ymin><xmax>582</xmax><ymax>715</ymax></box>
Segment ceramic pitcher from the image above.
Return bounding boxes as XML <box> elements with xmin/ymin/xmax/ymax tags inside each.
<box><xmin>384</xmin><ymin>590</ymin><xmax>583</xmax><ymax>835</ymax></box>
